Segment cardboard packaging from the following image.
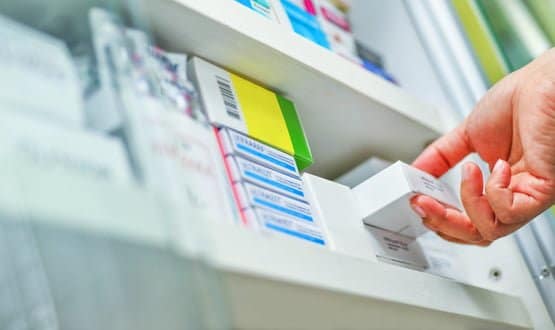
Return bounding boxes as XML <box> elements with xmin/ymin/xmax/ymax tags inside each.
<box><xmin>235</xmin><ymin>0</ymin><xmax>293</xmax><ymax>29</ymax></box>
<box><xmin>121</xmin><ymin>91</ymin><xmax>239</xmax><ymax>225</ymax></box>
<box><xmin>216</xmin><ymin>127</ymin><xmax>300</xmax><ymax>178</ymax></box>
<box><xmin>233</xmin><ymin>178</ymin><xmax>326</xmax><ymax>245</ymax></box>
<box><xmin>353</xmin><ymin>161</ymin><xmax>461</xmax><ymax>238</ymax></box>
<box><xmin>303</xmin><ymin>173</ymin><xmax>462</xmax><ymax>278</ymax></box>
<box><xmin>244</xmin><ymin>207</ymin><xmax>326</xmax><ymax>245</ymax></box>
<box><xmin>188</xmin><ymin>56</ymin><xmax>313</xmax><ymax>170</ymax></box>
<box><xmin>303</xmin><ymin>173</ymin><xmax>425</xmax><ymax>267</ymax></box>
<box><xmin>302</xmin><ymin>173</ymin><xmax>375</xmax><ymax>258</ymax></box>
<box><xmin>280</xmin><ymin>0</ymin><xmax>330</xmax><ymax>48</ymax></box>
<box><xmin>312</xmin><ymin>0</ymin><xmax>360</xmax><ymax>63</ymax></box>
<box><xmin>0</xmin><ymin>15</ymin><xmax>84</xmax><ymax>127</ymax></box>
<box><xmin>0</xmin><ymin>111</ymin><xmax>131</xmax><ymax>184</ymax></box>
<box><xmin>225</xmin><ymin>155</ymin><xmax>306</xmax><ymax>201</ymax></box>
<box><xmin>234</xmin><ymin>181</ymin><xmax>313</xmax><ymax>222</ymax></box>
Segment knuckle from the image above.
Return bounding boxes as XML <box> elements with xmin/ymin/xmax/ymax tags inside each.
<box><xmin>484</xmin><ymin>181</ymin><xmax>494</xmax><ymax>196</ymax></box>
<box><xmin>462</xmin><ymin>215</ymin><xmax>483</xmax><ymax>241</ymax></box>
<box><xmin>481</xmin><ymin>228</ymin><xmax>500</xmax><ymax>242</ymax></box>
<box><xmin>495</xmin><ymin>210</ymin><xmax>515</xmax><ymax>224</ymax></box>
<box><xmin>468</xmin><ymin>226</ymin><xmax>483</xmax><ymax>242</ymax></box>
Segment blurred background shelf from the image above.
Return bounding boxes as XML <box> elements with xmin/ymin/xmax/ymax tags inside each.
<box><xmin>1</xmin><ymin>164</ymin><xmax>532</xmax><ymax>330</ymax></box>
<box><xmin>135</xmin><ymin>0</ymin><xmax>444</xmax><ymax>178</ymax></box>
<box><xmin>0</xmin><ymin>0</ymin><xmax>445</xmax><ymax>179</ymax></box>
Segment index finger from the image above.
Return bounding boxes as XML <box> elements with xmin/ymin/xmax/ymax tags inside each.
<box><xmin>413</xmin><ymin>122</ymin><xmax>473</xmax><ymax>177</ymax></box>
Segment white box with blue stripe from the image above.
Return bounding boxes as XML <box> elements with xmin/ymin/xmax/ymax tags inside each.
<box><xmin>234</xmin><ymin>181</ymin><xmax>327</xmax><ymax>245</ymax></box>
<box><xmin>218</xmin><ymin>128</ymin><xmax>300</xmax><ymax>178</ymax></box>
<box><xmin>225</xmin><ymin>155</ymin><xmax>306</xmax><ymax>201</ymax></box>
<box><xmin>235</xmin><ymin>182</ymin><xmax>312</xmax><ymax>221</ymax></box>
<box><xmin>244</xmin><ymin>208</ymin><xmax>326</xmax><ymax>245</ymax></box>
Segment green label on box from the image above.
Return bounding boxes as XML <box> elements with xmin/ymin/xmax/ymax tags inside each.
<box><xmin>278</xmin><ymin>95</ymin><xmax>313</xmax><ymax>170</ymax></box>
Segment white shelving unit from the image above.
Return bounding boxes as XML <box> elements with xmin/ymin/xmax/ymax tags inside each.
<box><xmin>135</xmin><ymin>0</ymin><xmax>444</xmax><ymax>178</ymax></box>
<box><xmin>1</xmin><ymin>164</ymin><xmax>532</xmax><ymax>330</ymax></box>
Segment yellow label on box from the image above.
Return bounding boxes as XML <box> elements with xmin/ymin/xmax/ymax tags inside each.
<box><xmin>230</xmin><ymin>73</ymin><xmax>294</xmax><ymax>155</ymax></box>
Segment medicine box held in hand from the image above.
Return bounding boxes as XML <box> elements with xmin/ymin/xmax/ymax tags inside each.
<box><xmin>353</xmin><ymin>161</ymin><xmax>461</xmax><ymax>238</ymax></box>
<box><xmin>188</xmin><ymin>57</ymin><xmax>313</xmax><ymax>170</ymax></box>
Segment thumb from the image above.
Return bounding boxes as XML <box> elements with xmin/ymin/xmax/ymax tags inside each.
<box><xmin>413</xmin><ymin>123</ymin><xmax>473</xmax><ymax>178</ymax></box>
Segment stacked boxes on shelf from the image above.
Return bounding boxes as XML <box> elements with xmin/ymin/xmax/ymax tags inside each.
<box><xmin>2</xmin><ymin>6</ymin><xmax>468</xmax><ymax>278</ymax></box>
<box><xmin>231</xmin><ymin>0</ymin><xmax>398</xmax><ymax>84</ymax></box>
<box><xmin>2</xmin><ymin>5</ymin><xmax>439</xmax><ymax>263</ymax></box>
<box><xmin>91</xmin><ymin>8</ymin><xmax>328</xmax><ymax>247</ymax></box>
<box><xmin>225</xmin><ymin>153</ymin><xmax>306</xmax><ymax>201</ymax></box>
<box><xmin>187</xmin><ymin>57</ymin><xmax>312</xmax><ymax>170</ymax></box>
<box><xmin>88</xmin><ymin>9</ymin><xmax>239</xmax><ymax>230</ymax></box>
<box><xmin>189</xmin><ymin>57</ymin><xmax>326</xmax><ymax>246</ymax></box>
<box><xmin>310</xmin><ymin>0</ymin><xmax>398</xmax><ymax>83</ymax></box>
<box><xmin>216</xmin><ymin>128</ymin><xmax>326</xmax><ymax>245</ymax></box>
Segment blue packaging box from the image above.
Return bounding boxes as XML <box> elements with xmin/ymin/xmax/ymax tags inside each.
<box><xmin>281</xmin><ymin>0</ymin><xmax>330</xmax><ymax>49</ymax></box>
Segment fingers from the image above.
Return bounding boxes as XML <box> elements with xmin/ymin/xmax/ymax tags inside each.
<box><xmin>412</xmin><ymin>123</ymin><xmax>473</xmax><ymax>178</ymax></box>
<box><xmin>461</xmin><ymin>162</ymin><xmax>523</xmax><ymax>241</ymax></box>
<box><xmin>436</xmin><ymin>232</ymin><xmax>492</xmax><ymax>247</ymax></box>
<box><xmin>410</xmin><ymin>194</ymin><xmax>490</xmax><ymax>246</ymax></box>
<box><xmin>486</xmin><ymin>159</ymin><xmax>548</xmax><ymax>224</ymax></box>
<box><xmin>411</xmin><ymin>160</ymin><xmax>543</xmax><ymax>245</ymax></box>
<box><xmin>411</xmin><ymin>195</ymin><xmax>482</xmax><ymax>242</ymax></box>
<box><xmin>436</xmin><ymin>232</ymin><xmax>470</xmax><ymax>244</ymax></box>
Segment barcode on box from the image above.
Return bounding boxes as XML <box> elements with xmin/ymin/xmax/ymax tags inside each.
<box><xmin>216</xmin><ymin>75</ymin><xmax>241</xmax><ymax>120</ymax></box>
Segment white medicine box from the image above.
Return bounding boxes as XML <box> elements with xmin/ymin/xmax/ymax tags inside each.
<box><xmin>353</xmin><ymin>161</ymin><xmax>461</xmax><ymax>238</ymax></box>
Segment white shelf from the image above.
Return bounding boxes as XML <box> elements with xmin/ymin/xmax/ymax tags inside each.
<box><xmin>136</xmin><ymin>0</ymin><xmax>444</xmax><ymax>178</ymax></box>
<box><xmin>205</xmin><ymin>222</ymin><xmax>531</xmax><ymax>330</ymax></box>
<box><xmin>2</xmin><ymin>165</ymin><xmax>532</xmax><ymax>330</ymax></box>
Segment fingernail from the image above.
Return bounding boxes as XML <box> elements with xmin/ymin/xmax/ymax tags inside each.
<box><xmin>492</xmin><ymin>159</ymin><xmax>504</xmax><ymax>174</ymax></box>
<box><xmin>412</xmin><ymin>204</ymin><xmax>427</xmax><ymax>218</ymax></box>
<box><xmin>462</xmin><ymin>163</ymin><xmax>472</xmax><ymax>181</ymax></box>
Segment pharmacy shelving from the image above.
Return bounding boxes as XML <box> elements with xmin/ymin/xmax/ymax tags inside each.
<box><xmin>0</xmin><ymin>0</ymin><xmax>444</xmax><ymax>179</ymax></box>
<box><xmin>135</xmin><ymin>0</ymin><xmax>444</xmax><ymax>178</ymax></box>
<box><xmin>1</xmin><ymin>164</ymin><xmax>532</xmax><ymax>330</ymax></box>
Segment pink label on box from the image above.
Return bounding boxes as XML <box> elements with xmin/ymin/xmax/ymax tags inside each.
<box><xmin>304</xmin><ymin>0</ymin><xmax>317</xmax><ymax>15</ymax></box>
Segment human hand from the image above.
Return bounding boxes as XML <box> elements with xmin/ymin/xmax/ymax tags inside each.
<box><xmin>410</xmin><ymin>49</ymin><xmax>555</xmax><ymax>246</ymax></box>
